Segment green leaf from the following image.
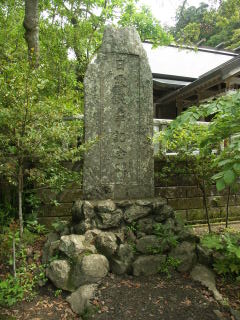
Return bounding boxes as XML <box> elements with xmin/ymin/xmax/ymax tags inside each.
<box><xmin>212</xmin><ymin>172</ymin><xmax>224</xmax><ymax>180</ymax></box>
<box><xmin>223</xmin><ymin>169</ymin><xmax>236</xmax><ymax>185</ymax></box>
<box><xmin>216</xmin><ymin>178</ymin><xmax>226</xmax><ymax>191</ymax></box>
<box><xmin>233</xmin><ymin>163</ymin><xmax>240</xmax><ymax>174</ymax></box>
<box><xmin>218</xmin><ymin>159</ymin><xmax>233</xmax><ymax>167</ymax></box>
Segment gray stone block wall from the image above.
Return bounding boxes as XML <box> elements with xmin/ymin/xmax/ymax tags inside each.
<box><xmin>38</xmin><ymin>184</ymin><xmax>240</xmax><ymax>226</ymax></box>
<box><xmin>155</xmin><ymin>186</ymin><xmax>240</xmax><ymax>223</ymax></box>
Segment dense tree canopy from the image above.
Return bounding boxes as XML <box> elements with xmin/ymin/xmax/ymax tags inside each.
<box><xmin>172</xmin><ymin>0</ymin><xmax>240</xmax><ymax>49</ymax></box>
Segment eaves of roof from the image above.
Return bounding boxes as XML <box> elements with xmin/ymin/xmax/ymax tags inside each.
<box><xmin>158</xmin><ymin>55</ymin><xmax>240</xmax><ymax>104</ymax></box>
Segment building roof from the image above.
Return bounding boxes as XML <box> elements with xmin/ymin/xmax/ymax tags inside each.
<box><xmin>158</xmin><ymin>54</ymin><xmax>240</xmax><ymax>105</ymax></box>
<box><xmin>143</xmin><ymin>43</ymin><xmax>237</xmax><ymax>80</ymax></box>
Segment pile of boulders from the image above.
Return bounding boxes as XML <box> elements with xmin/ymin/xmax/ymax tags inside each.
<box><xmin>43</xmin><ymin>197</ymin><xmax>221</xmax><ymax>315</ymax></box>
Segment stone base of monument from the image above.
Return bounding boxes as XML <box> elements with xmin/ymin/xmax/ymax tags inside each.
<box><xmin>43</xmin><ymin>197</ymin><xmax>205</xmax><ymax>315</ymax></box>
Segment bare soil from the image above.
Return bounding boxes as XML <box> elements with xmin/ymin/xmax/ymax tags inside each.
<box><xmin>1</xmin><ymin>272</ymin><xmax>239</xmax><ymax>320</ymax></box>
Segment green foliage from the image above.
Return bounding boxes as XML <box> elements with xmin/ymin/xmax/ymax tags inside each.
<box><xmin>172</xmin><ymin>2</ymin><xmax>217</xmax><ymax>45</ymax></box>
<box><xmin>155</xmin><ymin>90</ymin><xmax>240</xmax><ymax>229</ymax></box>
<box><xmin>118</xmin><ymin>3</ymin><xmax>172</xmax><ymax>45</ymax></box>
<box><xmin>54</xmin><ymin>289</ymin><xmax>62</xmax><ymax>298</ymax></box>
<box><xmin>0</xmin><ymin>204</ymin><xmax>16</xmax><ymax>230</ymax></box>
<box><xmin>0</xmin><ymin>223</ymin><xmax>48</xmax><ymax>307</ymax></box>
<box><xmin>82</xmin><ymin>306</ymin><xmax>99</xmax><ymax>320</ymax></box>
<box><xmin>25</xmin><ymin>219</ymin><xmax>48</xmax><ymax>235</ymax></box>
<box><xmin>172</xmin><ymin>0</ymin><xmax>240</xmax><ymax>49</ymax></box>
<box><xmin>0</xmin><ymin>276</ymin><xmax>25</xmax><ymax>307</ymax></box>
<box><xmin>0</xmin><ymin>263</ymin><xmax>47</xmax><ymax>307</ymax></box>
<box><xmin>126</xmin><ymin>221</ymin><xmax>138</xmax><ymax>233</ymax></box>
<box><xmin>153</xmin><ymin>223</ymin><xmax>179</xmax><ymax>253</ymax></box>
<box><xmin>0</xmin><ymin>0</ymin><xmax>172</xmax><ymax>233</ymax></box>
<box><xmin>154</xmin><ymin>117</ymin><xmax>216</xmax><ymax>231</ymax></box>
<box><xmin>158</xmin><ymin>257</ymin><xmax>181</xmax><ymax>279</ymax></box>
<box><xmin>201</xmin><ymin>230</ymin><xmax>240</xmax><ymax>279</ymax></box>
<box><xmin>51</xmin><ymin>219</ymin><xmax>69</xmax><ymax>233</ymax></box>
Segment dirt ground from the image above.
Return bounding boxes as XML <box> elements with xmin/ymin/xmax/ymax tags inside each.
<box><xmin>0</xmin><ymin>271</ymin><xmax>239</xmax><ymax>320</ymax></box>
<box><xmin>0</xmin><ymin>222</ymin><xmax>240</xmax><ymax>320</ymax></box>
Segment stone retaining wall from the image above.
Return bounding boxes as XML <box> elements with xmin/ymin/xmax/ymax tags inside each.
<box><xmin>38</xmin><ymin>185</ymin><xmax>240</xmax><ymax>226</ymax></box>
<box><xmin>37</xmin><ymin>160</ymin><xmax>240</xmax><ymax>226</ymax></box>
<box><xmin>155</xmin><ymin>186</ymin><xmax>240</xmax><ymax>224</ymax></box>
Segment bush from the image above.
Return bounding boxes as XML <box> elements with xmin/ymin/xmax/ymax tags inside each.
<box><xmin>201</xmin><ymin>230</ymin><xmax>240</xmax><ymax>280</ymax></box>
<box><xmin>0</xmin><ymin>221</ymin><xmax>47</xmax><ymax>307</ymax></box>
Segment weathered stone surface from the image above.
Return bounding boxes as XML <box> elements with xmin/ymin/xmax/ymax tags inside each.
<box><xmin>97</xmin><ymin>200</ymin><xmax>116</xmax><ymax>212</ymax></box>
<box><xmin>230</xmin><ymin>308</ymin><xmax>240</xmax><ymax>320</ymax></box>
<box><xmin>72</xmin><ymin>200</ymin><xmax>84</xmax><ymax>223</ymax></box>
<box><xmin>81</xmin><ymin>254</ymin><xmax>109</xmax><ymax>283</ymax></box>
<box><xmin>110</xmin><ymin>244</ymin><xmax>135</xmax><ymax>274</ymax></box>
<box><xmin>96</xmin><ymin>208</ymin><xmax>123</xmax><ymax>229</ymax></box>
<box><xmin>124</xmin><ymin>205</ymin><xmax>151</xmax><ymax>223</ymax></box>
<box><xmin>133</xmin><ymin>255</ymin><xmax>166</xmax><ymax>276</ymax></box>
<box><xmin>83</xmin><ymin>26</ymin><xmax>154</xmax><ymax>200</ymax></box>
<box><xmin>46</xmin><ymin>232</ymin><xmax>60</xmax><ymax>243</ymax></box>
<box><xmin>71</xmin><ymin>254</ymin><xmax>109</xmax><ymax>287</ymax></box>
<box><xmin>197</xmin><ymin>244</ymin><xmax>213</xmax><ymax>266</ymax></box>
<box><xmin>42</xmin><ymin>240</ymin><xmax>60</xmax><ymax>264</ymax></box>
<box><xmin>73</xmin><ymin>221</ymin><xmax>93</xmax><ymax>235</ymax></box>
<box><xmin>135</xmin><ymin>199</ymin><xmax>152</xmax><ymax>206</ymax></box>
<box><xmin>83</xmin><ymin>201</ymin><xmax>95</xmax><ymax>219</ymax></box>
<box><xmin>154</xmin><ymin>204</ymin><xmax>174</xmax><ymax>222</ymax></box>
<box><xmin>137</xmin><ymin>217</ymin><xmax>154</xmax><ymax>235</ymax></box>
<box><xmin>115</xmin><ymin>200</ymin><xmax>133</xmax><ymax>208</ymax></box>
<box><xmin>95</xmin><ymin>232</ymin><xmax>118</xmax><ymax>257</ymax></box>
<box><xmin>84</xmin><ymin>229</ymin><xmax>102</xmax><ymax>243</ymax></box>
<box><xmin>46</xmin><ymin>260</ymin><xmax>72</xmax><ymax>291</ymax></box>
<box><xmin>136</xmin><ymin>235</ymin><xmax>162</xmax><ymax>254</ymax></box>
<box><xmin>152</xmin><ymin>198</ymin><xmax>167</xmax><ymax>211</ymax></box>
<box><xmin>169</xmin><ymin>241</ymin><xmax>197</xmax><ymax>272</ymax></box>
<box><xmin>42</xmin><ymin>232</ymin><xmax>60</xmax><ymax>264</ymax></box>
<box><xmin>191</xmin><ymin>264</ymin><xmax>223</xmax><ymax>302</ymax></box>
<box><xmin>66</xmin><ymin>284</ymin><xmax>97</xmax><ymax>315</ymax></box>
<box><xmin>59</xmin><ymin>235</ymin><xmax>96</xmax><ymax>258</ymax></box>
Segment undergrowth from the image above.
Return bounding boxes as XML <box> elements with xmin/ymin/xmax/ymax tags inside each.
<box><xmin>201</xmin><ymin>229</ymin><xmax>240</xmax><ymax>280</ymax></box>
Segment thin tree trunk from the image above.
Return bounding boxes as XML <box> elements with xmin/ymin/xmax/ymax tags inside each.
<box><xmin>23</xmin><ymin>0</ymin><xmax>39</xmax><ymax>66</ymax></box>
<box><xmin>202</xmin><ymin>181</ymin><xmax>212</xmax><ymax>233</ymax></box>
<box><xmin>18</xmin><ymin>165</ymin><xmax>24</xmax><ymax>238</ymax></box>
<box><xmin>225</xmin><ymin>187</ymin><xmax>230</xmax><ymax>228</ymax></box>
<box><xmin>12</xmin><ymin>237</ymin><xmax>16</xmax><ymax>278</ymax></box>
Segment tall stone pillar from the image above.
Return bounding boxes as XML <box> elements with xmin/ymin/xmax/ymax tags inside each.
<box><xmin>83</xmin><ymin>26</ymin><xmax>154</xmax><ymax>200</ymax></box>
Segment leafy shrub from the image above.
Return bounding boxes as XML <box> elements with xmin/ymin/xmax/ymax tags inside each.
<box><xmin>25</xmin><ymin>219</ymin><xmax>47</xmax><ymax>235</ymax></box>
<box><xmin>153</xmin><ymin>223</ymin><xmax>179</xmax><ymax>252</ymax></box>
<box><xmin>201</xmin><ymin>230</ymin><xmax>240</xmax><ymax>279</ymax></box>
<box><xmin>0</xmin><ymin>263</ymin><xmax>47</xmax><ymax>307</ymax></box>
<box><xmin>0</xmin><ymin>222</ymin><xmax>47</xmax><ymax>307</ymax></box>
<box><xmin>0</xmin><ymin>204</ymin><xmax>16</xmax><ymax>230</ymax></box>
<box><xmin>159</xmin><ymin>257</ymin><xmax>181</xmax><ymax>278</ymax></box>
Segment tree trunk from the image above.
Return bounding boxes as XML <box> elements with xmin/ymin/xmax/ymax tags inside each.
<box><xmin>23</xmin><ymin>0</ymin><xmax>39</xmax><ymax>66</ymax></box>
<box><xmin>225</xmin><ymin>187</ymin><xmax>230</xmax><ymax>228</ymax></box>
<box><xmin>202</xmin><ymin>182</ymin><xmax>211</xmax><ymax>233</ymax></box>
<box><xmin>12</xmin><ymin>237</ymin><xmax>16</xmax><ymax>278</ymax></box>
<box><xmin>18</xmin><ymin>165</ymin><xmax>24</xmax><ymax>238</ymax></box>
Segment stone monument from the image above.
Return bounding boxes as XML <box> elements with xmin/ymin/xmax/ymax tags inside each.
<box><xmin>45</xmin><ymin>27</ymin><xmax>200</xmax><ymax>317</ymax></box>
<box><xmin>83</xmin><ymin>26</ymin><xmax>154</xmax><ymax>200</ymax></box>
